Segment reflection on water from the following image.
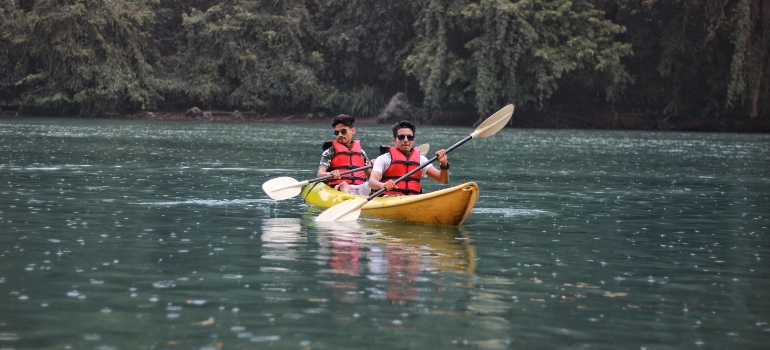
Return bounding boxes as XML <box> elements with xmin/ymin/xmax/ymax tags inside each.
<box><xmin>260</xmin><ymin>218</ymin><xmax>306</xmax><ymax>264</ymax></box>
<box><xmin>1</xmin><ymin>119</ymin><xmax>769</xmax><ymax>349</ymax></box>
<box><xmin>262</xmin><ymin>218</ymin><xmax>477</xmax><ymax>306</ymax></box>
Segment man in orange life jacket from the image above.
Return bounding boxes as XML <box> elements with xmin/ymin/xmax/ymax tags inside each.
<box><xmin>369</xmin><ymin>120</ymin><xmax>449</xmax><ymax>195</ymax></box>
<box><xmin>318</xmin><ymin>114</ymin><xmax>372</xmax><ymax>195</ymax></box>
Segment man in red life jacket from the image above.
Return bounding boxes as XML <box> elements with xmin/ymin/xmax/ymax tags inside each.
<box><xmin>369</xmin><ymin>120</ymin><xmax>449</xmax><ymax>195</ymax></box>
<box><xmin>318</xmin><ymin>114</ymin><xmax>372</xmax><ymax>195</ymax></box>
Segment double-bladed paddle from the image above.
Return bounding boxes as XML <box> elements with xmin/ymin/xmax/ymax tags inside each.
<box><xmin>262</xmin><ymin>143</ymin><xmax>430</xmax><ymax>200</ymax></box>
<box><xmin>315</xmin><ymin>104</ymin><xmax>515</xmax><ymax>222</ymax></box>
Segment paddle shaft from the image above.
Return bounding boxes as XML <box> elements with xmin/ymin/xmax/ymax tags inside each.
<box><xmin>264</xmin><ymin>143</ymin><xmax>430</xmax><ymax>198</ymax></box>
<box><xmin>266</xmin><ymin>164</ymin><xmax>373</xmax><ymax>193</ymax></box>
<box><xmin>366</xmin><ymin>135</ymin><xmax>472</xmax><ymax>200</ymax></box>
<box><xmin>302</xmin><ymin>142</ymin><xmax>429</xmax><ymax>184</ymax></box>
<box><xmin>307</xmin><ymin>165</ymin><xmax>372</xmax><ymax>184</ymax></box>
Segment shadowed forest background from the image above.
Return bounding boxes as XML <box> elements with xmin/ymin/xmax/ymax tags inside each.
<box><xmin>0</xmin><ymin>0</ymin><xmax>768</xmax><ymax>129</ymax></box>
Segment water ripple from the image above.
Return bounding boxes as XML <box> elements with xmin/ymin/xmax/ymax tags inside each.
<box><xmin>473</xmin><ymin>207</ymin><xmax>551</xmax><ymax>217</ymax></box>
<box><xmin>132</xmin><ymin>198</ymin><xmax>270</xmax><ymax>206</ymax></box>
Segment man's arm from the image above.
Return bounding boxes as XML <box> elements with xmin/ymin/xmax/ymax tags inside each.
<box><xmin>318</xmin><ymin>149</ymin><xmax>340</xmax><ymax>178</ymax></box>
<box><xmin>369</xmin><ymin>170</ymin><xmax>384</xmax><ymax>190</ymax></box>
<box><xmin>368</xmin><ymin>155</ymin><xmax>395</xmax><ymax>191</ymax></box>
<box><xmin>424</xmin><ymin>150</ymin><xmax>449</xmax><ymax>184</ymax></box>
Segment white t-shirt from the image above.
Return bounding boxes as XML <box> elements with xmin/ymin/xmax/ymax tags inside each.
<box><xmin>371</xmin><ymin>152</ymin><xmax>435</xmax><ymax>178</ymax></box>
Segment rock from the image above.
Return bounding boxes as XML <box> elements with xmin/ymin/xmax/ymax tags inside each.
<box><xmin>231</xmin><ymin>110</ymin><xmax>244</xmax><ymax>121</ymax></box>
<box><xmin>185</xmin><ymin>107</ymin><xmax>203</xmax><ymax>120</ymax></box>
<box><xmin>377</xmin><ymin>93</ymin><xmax>428</xmax><ymax>125</ymax></box>
<box><xmin>184</xmin><ymin>107</ymin><xmax>213</xmax><ymax>121</ymax></box>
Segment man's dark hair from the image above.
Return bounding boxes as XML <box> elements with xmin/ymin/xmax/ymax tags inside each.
<box><xmin>331</xmin><ymin>114</ymin><xmax>356</xmax><ymax>128</ymax></box>
<box><xmin>391</xmin><ymin>120</ymin><xmax>416</xmax><ymax>138</ymax></box>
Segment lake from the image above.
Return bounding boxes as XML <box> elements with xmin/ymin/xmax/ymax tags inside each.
<box><xmin>1</xmin><ymin>118</ymin><xmax>769</xmax><ymax>349</ymax></box>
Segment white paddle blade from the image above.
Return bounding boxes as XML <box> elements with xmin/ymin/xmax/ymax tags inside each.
<box><xmin>471</xmin><ymin>104</ymin><xmax>514</xmax><ymax>138</ymax></box>
<box><xmin>314</xmin><ymin>198</ymin><xmax>368</xmax><ymax>222</ymax></box>
<box><xmin>262</xmin><ymin>177</ymin><xmax>305</xmax><ymax>200</ymax></box>
<box><xmin>416</xmin><ymin>143</ymin><xmax>430</xmax><ymax>156</ymax></box>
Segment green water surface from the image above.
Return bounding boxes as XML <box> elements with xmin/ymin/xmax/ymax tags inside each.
<box><xmin>1</xmin><ymin>118</ymin><xmax>769</xmax><ymax>349</ymax></box>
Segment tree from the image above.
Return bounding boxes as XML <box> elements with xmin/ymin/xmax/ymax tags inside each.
<box><xmin>726</xmin><ymin>0</ymin><xmax>769</xmax><ymax>118</ymax></box>
<box><xmin>177</xmin><ymin>0</ymin><xmax>326</xmax><ymax>113</ymax></box>
<box><xmin>2</xmin><ymin>0</ymin><xmax>764</xmax><ymax>120</ymax></box>
<box><xmin>599</xmin><ymin>0</ymin><xmax>768</xmax><ymax>118</ymax></box>
<box><xmin>307</xmin><ymin>0</ymin><xmax>419</xmax><ymax>116</ymax></box>
<box><xmin>8</xmin><ymin>0</ymin><xmax>160</xmax><ymax>116</ymax></box>
<box><xmin>404</xmin><ymin>0</ymin><xmax>633</xmax><ymax>116</ymax></box>
<box><xmin>309</xmin><ymin>0</ymin><xmax>415</xmax><ymax>90</ymax></box>
<box><xmin>0</xmin><ymin>0</ymin><xmax>26</xmax><ymax>109</ymax></box>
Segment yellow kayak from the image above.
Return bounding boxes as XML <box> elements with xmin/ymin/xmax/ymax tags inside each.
<box><xmin>302</xmin><ymin>182</ymin><xmax>479</xmax><ymax>226</ymax></box>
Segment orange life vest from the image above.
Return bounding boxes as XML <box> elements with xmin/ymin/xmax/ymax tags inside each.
<box><xmin>326</xmin><ymin>140</ymin><xmax>366</xmax><ymax>186</ymax></box>
<box><xmin>382</xmin><ymin>146</ymin><xmax>421</xmax><ymax>196</ymax></box>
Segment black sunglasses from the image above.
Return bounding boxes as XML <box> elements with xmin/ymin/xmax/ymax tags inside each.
<box><xmin>396</xmin><ymin>134</ymin><xmax>415</xmax><ymax>141</ymax></box>
<box><xmin>333</xmin><ymin>129</ymin><xmax>349</xmax><ymax>136</ymax></box>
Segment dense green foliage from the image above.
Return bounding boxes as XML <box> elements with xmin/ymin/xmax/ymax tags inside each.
<box><xmin>405</xmin><ymin>0</ymin><xmax>632</xmax><ymax>114</ymax></box>
<box><xmin>2</xmin><ymin>0</ymin><xmax>160</xmax><ymax>116</ymax></box>
<box><xmin>0</xmin><ymin>0</ymin><xmax>767</xmax><ymax>118</ymax></box>
<box><xmin>177</xmin><ymin>0</ymin><xmax>326</xmax><ymax>112</ymax></box>
<box><xmin>595</xmin><ymin>0</ymin><xmax>769</xmax><ymax>118</ymax></box>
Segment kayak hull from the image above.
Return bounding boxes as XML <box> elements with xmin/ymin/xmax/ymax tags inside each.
<box><xmin>302</xmin><ymin>182</ymin><xmax>479</xmax><ymax>226</ymax></box>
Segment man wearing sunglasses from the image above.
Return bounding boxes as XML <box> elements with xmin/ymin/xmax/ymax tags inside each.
<box><xmin>369</xmin><ymin>120</ymin><xmax>449</xmax><ymax>195</ymax></box>
<box><xmin>318</xmin><ymin>114</ymin><xmax>372</xmax><ymax>195</ymax></box>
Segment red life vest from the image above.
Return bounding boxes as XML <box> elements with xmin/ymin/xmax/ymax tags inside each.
<box><xmin>382</xmin><ymin>146</ymin><xmax>421</xmax><ymax>196</ymax></box>
<box><xmin>326</xmin><ymin>140</ymin><xmax>366</xmax><ymax>186</ymax></box>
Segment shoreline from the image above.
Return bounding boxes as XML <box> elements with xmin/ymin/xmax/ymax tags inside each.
<box><xmin>2</xmin><ymin>110</ymin><xmax>768</xmax><ymax>133</ymax></box>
